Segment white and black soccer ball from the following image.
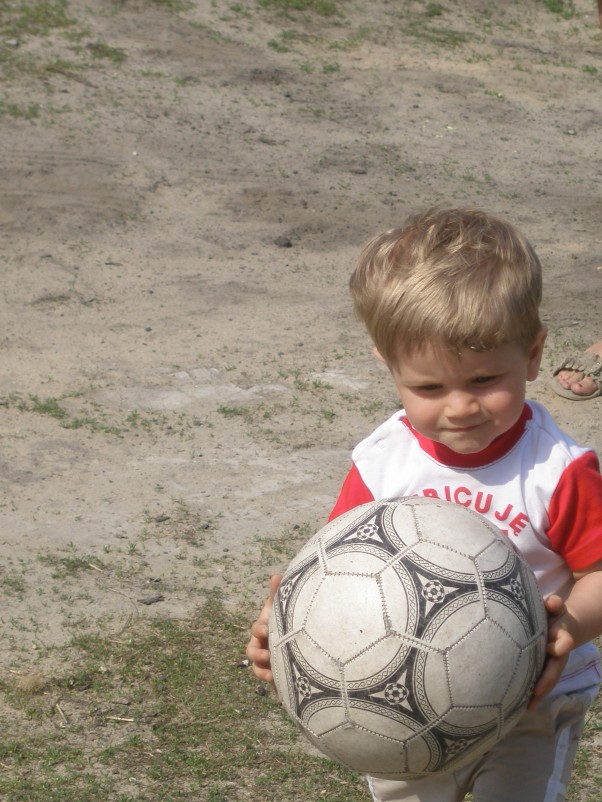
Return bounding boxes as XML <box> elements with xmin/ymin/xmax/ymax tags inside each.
<box><xmin>269</xmin><ymin>497</ymin><xmax>547</xmax><ymax>779</ymax></box>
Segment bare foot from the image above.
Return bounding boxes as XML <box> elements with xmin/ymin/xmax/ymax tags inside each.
<box><xmin>555</xmin><ymin>339</ymin><xmax>602</xmax><ymax>397</ymax></box>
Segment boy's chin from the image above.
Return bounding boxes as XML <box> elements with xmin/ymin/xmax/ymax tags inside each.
<box><xmin>436</xmin><ymin>432</ymin><xmax>494</xmax><ymax>455</ymax></box>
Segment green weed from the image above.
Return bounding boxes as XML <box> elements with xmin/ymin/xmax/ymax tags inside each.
<box><xmin>27</xmin><ymin>394</ymin><xmax>69</xmax><ymax>421</ymax></box>
<box><xmin>322</xmin><ymin>60</ymin><xmax>340</xmax><ymax>73</ymax></box>
<box><xmin>0</xmin><ymin>98</ymin><xmax>40</xmax><ymax>118</ymax></box>
<box><xmin>217</xmin><ymin>403</ymin><xmax>252</xmax><ymax>418</ymax></box>
<box><xmin>540</xmin><ymin>0</ymin><xmax>576</xmax><ymax>19</ymax></box>
<box><xmin>0</xmin><ymin>572</ymin><xmax>26</xmax><ymax>596</ymax></box>
<box><xmin>148</xmin><ymin>0</ymin><xmax>194</xmax><ymax>10</ymax></box>
<box><xmin>11</xmin><ymin>393</ymin><xmax>183</xmax><ymax>437</ymax></box>
<box><xmin>329</xmin><ymin>25</ymin><xmax>371</xmax><ymax>51</ymax></box>
<box><xmin>37</xmin><ymin>551</ymin><xmax>105</xmax><ymax>579</ymax></box>
<box><xmin>0</xmin><ymin>0</ymin><xmax>76</xmax><ymax>38</ymax></box>
<box><xmin>257</xmin><ymin>522</ymin><xmax>311</xmax><ymax>562</ymax></box>
<box><xmin>426</xmin><ymin>3</ymin><xmax>446</xmax><ymax>17</ymax></box>
<box><xmin>86</xmin><ymin>41</ymin><xmax>126</xmax><ymax>63</ymax></box>
<box><xmin>404</xmin><ymin>22</ymin><xmax>471</xmax><ymax>48</ymax></box>
<box><xmin>258</xmin><ymin>0</ymin><xmax>338</xmax><ymax>15</ymax></box>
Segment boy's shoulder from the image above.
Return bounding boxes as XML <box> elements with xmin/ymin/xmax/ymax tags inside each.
<box><xmin>351</xmin><ymin>409</ymin><xmax>408</xmax><ymax>454</ymax></box>
<box><xmin>525</xmin><ymin>400</ymin><xmax>591</xmax><ymax>458</ymax></box>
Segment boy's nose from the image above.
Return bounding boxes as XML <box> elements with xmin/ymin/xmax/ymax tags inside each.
<box><xmin>445</xmin><ymin>391</ymin><xmax>480</xmax><ymax>419</ymax></box>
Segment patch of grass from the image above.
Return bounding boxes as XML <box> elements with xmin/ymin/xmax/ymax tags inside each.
<box><xmin>540</xmin><ymin>0</ymin><xmax>576</xmax><ymax>19</ymax></box>
<box><xmin>15</xmin><ymin>393</ymin><xmax>123</xmax><ymax>435</ymax></box>
<box><xmin>426</xmin><ymin>2</ymin><xmax>446</xmax><ymax>17</ymax></box>
<box><xmin>0</xmin><ymin>0</ymin><xmax>76</xmax><ymax>38</ymax></box>
<box><xmin>258</xmin><ymin>0</ymin><xmax>338</xmax><ymax>15</ymax></box>
<box><xmin>11</xmin><ymin>393</ymin><xmax>188</xmax><ymax>438</ymax></box>
<box><xmin>0</xmin><ymin>1</ymin><xmax>131</xmax><ymax>88</ymax></box>
<box><xmin>257</xmin><ymin>523</ymin><xmax>312</xmax><ymax>562</ymax></box>
<box><xmin>0</xmin><ymin>571</ymin><xmax>26</xmax><ymax>596</ymax></box>
<box><xmin>145</xmin><ymin>498</ymin><xmax>218</xmax><ymax>547</ymax></box>
<box><xmin>27</xmin><ymin>394</ymin><xmax>69</xmax><ymax>421</ymax></box>
<box><xmin>329</xmin><ymin>25</ymin><xmax>371</xmax><ymax>51</ymax></box>
<box><xmin>217</xmin><ymin>403</ymin><xmax>253</xmax><ymax>419</ymax></box>
<box><xmin>0</xmin><ymin>1</ymin><xmax>80</xmax><ymax>81</ymax></box>
<box><xmin>322</xmin><ymin>60</ymin><xmax>340</xmax><ymax>73</ymax></box>
<box><xmin>0</xmin><ymin>98</ymin><xmax>40</xmax><ymax>119</ymax></box>
<box><xmin>85</xmin><ymin>41</ymin><xmax>126</xmax><ymax>63</ymax></box>
<box><xmin>38</xmin><ymin>551</ymin><xmax>105</xmax><ymax>579</ymax></box>
<box><xmin>42</xmin><ymin>57</ymin><xmax>81</xmax><ymax>76</ymax></box>
<box><xmin>0</xmin><ymin>594</ymin><xmax>368</xmax><ymax>801</ymax></box>
<box><xmin>359</xmin><ymin>399</ymin><xmax>385</xmax><ymax>418</ymax></box>
<box><xmin>148</xmin><ymin>0</ymin><xmax>194</xmax><ymax>10</ymax></box>
<box><xmin>267</xmin><ymin>28</ymin><xmax>303</xmax><ymax>52</ymax></box>
<box><xmin>404</xmin><ymin>21</ymin><xmax>472</xmax><ymax>48</ymax></box>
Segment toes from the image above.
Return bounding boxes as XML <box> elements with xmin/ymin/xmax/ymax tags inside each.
<box><xmin>570</xmin><ymin>377</ymin><xmax>598</xmax><ymax>396</ymax></box>
<box><xmin>556</xmin><ymin>369</ymin><xmax>584</xmax><ymax>389</ymax></box>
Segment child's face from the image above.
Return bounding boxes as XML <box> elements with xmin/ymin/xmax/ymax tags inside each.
<box><xmin>386</xmin><ymin>334</ymin><xmax>546</xmax><ymax>455</ymax></box>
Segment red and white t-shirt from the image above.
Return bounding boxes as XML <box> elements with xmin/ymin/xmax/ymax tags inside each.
<box><xmin>329</xmin><ymin>401</ymin><xmax>602</xmax><ymax>693</ymax></box>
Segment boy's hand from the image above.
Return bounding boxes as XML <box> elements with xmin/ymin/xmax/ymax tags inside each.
<box><xmin>245</xmin><ymin>574</ymin><xmax>282</xmax><ymax>687</ymax></box>
<box><xmin>528</xmin><ymin>594</ymin><xmax>573</xmax><ymax>710</ymax></box>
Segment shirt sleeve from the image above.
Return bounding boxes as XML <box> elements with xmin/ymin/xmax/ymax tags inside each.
<box><xmin>547</xmin><ymin>451</ymin><xmax>602</xmax><ymax>571</ymax></box>
<box><xmin>328</xmin><ymin>463</ymin><xmax>375</xmax><ymax>521</ymax></box>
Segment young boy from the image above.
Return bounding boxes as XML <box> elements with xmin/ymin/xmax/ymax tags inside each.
<box><xmin>247</xmin><ymin>207</ymin><xmax>602</xmax><ymax>802</ymax></box>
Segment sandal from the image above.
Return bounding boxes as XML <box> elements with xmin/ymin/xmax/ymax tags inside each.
<box><xmin>551</xmin><ymin>351</ymin><xmax>602</xmax><ymax>400</ymax></box>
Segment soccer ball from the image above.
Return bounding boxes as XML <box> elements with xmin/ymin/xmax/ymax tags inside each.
<box><xmin>268</xmin><ymin>497</ymin><xmax>547</xmax><ymax>779</ymax></box>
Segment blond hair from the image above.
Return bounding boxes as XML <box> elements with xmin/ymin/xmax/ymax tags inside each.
<box><xmin>350</xmin><ymin>207</ymin><xmax>543</xmax><ymax>363</ymax></box>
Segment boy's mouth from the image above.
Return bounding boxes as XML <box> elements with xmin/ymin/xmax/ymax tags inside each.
<box><xmin>444</xmin><ymin>422</ymin><xmax>483</xmax><ymax>432</ymax></box>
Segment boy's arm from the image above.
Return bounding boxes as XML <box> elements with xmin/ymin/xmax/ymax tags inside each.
<box><xmin>529</xmin><ymin>559</ymin><xmax>602</xmax><ymax>709</ymax></box>
<box><xmin>246</xmin><ymin>574</ymin><xmax>281</xmax><ymax>686</ymax></box>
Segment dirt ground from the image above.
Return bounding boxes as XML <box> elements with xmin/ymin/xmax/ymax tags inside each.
<box><xmin>0</xmin><ymin>0</ymin><xmax>600</xmax><ymax>765</ymax></box>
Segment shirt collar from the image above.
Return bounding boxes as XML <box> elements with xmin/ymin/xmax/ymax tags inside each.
<box><xmin>401</xmin><ymin>404</ymin><xmax>533</xmax><ymax>469</ymax></box>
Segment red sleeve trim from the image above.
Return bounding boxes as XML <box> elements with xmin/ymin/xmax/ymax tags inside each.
<box><xmin>328</xmin><ymin>464</ymin><xmax>375</xmax><ymax>521</ymax></box>
<box><xmin>547</xmin><ymin>451</ymin><xmax>602</xmax><ymax>571</ymax></box>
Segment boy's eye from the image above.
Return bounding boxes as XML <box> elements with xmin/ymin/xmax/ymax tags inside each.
<box><xmin>472</xmin><ymin>375</ymin><xmax>497</xmax><ymax>385</ymax></box>
<box><xmin>416</xmin><ymin>384</ymin><xmax>442</xmax><ymax>392</ymax></box>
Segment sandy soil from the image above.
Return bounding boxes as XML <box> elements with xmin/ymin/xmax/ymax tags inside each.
<box><xmin>1</xmin><ymin>0</ymin><xmax>600</xmax><ymax>684</ymax></box>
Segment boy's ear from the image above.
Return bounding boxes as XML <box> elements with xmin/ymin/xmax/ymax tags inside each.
<box><xmin>372</xmin><ymin>346</ymin><xmax>386</xmax><ymax>364</ymax></box>
<box><xmin>526</xmin><ymin>326</ymin><xmax>547</xmax><ymax>381</ymax></box>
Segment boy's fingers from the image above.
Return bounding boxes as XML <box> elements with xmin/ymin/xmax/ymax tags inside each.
<box><xmin>544</xmin><ymin>593</ymin><xmax>565</xmax><ymax>616</ymax></box>
<box><xmin>267</xmin><ymin>573</ymin><xmax>283</xmax><ymax>605</ymax></box>
<box><xmin>249</xmin><ymin>620</ymin><xmax>269</xmax><ymax>641</ymax></box>
<box><xmin>245</xmin><ymin>574</ymin><xmax>283</xmax><ymax>667</ymax></box>
<box><xmin>256</xmin><ymin>574</ymin><xmax>282</xmax><ymax>624</ymax></box>
<box><xmin>528</xmin><ymin>652</ymin><xmax>570</xmax><ymax>710</ymax></box>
